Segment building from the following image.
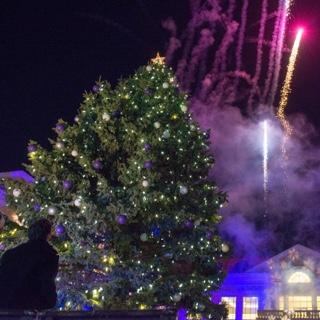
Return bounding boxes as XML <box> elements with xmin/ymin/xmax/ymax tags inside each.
<box><xmin>213</xmin><ymin>244</ymin><xmax>320</xmax><ymax>320</ymax></box>
<box><xmin>0</xmin><ymin>170</ymin><xmax>33</xmax><ymax>222</ymax></box>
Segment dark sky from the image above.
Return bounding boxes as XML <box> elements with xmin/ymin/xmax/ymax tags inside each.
<box><xmin>0</xmin><ymin>0</ymin><xmax>319</xmax><ymax>172</ymax></box>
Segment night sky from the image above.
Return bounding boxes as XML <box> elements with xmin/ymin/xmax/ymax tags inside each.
<box><xmin>1</xmin><ymin>0</ymin><xmax>319</xmax><ymax>172</ymax></box>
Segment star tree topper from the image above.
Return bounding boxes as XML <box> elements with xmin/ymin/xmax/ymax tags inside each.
<box><xmin>151</xmin><ymin>52</ymin><xmax>165</xmax><ymax>65</ymax></box>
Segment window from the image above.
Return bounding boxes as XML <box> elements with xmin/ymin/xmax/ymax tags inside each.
<box><xmin>279</xmin><ymin>296</ymin><xmax>284</xmax><ymax>310</ymax></box>
<box><xmin>287</xmin><ymin>296</ymin><xmax>312</xmax><ymax>310</ymax></box>
<box><xmin>243</xmin><ymin>297</ymin><xmax>258</xmax><ymax>320</ymax></box>
<box><xmin>288</xmin><ymin>272</ymin><xmax>311</xmax><ymax>283</ymax></box>
<box><xmin>221</xmin><ymin>297</ymin><xmax>236</xmax><ymax>320</ymax></box>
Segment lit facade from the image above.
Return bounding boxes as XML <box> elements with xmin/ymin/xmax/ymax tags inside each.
<box><xmin>213</xmin><ymin>244</ymin><xmax>320</xmax><ymax>320</ymax></box>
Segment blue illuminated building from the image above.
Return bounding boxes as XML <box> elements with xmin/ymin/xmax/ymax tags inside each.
<box><xmin>212</xmin><ymin>244</ymin><xmax>320</xmax><ymax>319</ymax></box>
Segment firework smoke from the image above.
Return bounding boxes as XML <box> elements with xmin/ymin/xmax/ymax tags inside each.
<box><xmin>268</xmin><ymin>0</ymin><xmax>292</xmax><ymax>106</ymax></box>
<box><xmin>165</xmin><ymin>0</ymin><xmax>316</xmax><ymax>258</ymax></box>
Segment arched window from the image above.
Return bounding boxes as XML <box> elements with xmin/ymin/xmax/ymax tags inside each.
<box><xmin>288</xmin><ymin>271</ymin><xmax>311</xmax><ymax>284</ymax></box>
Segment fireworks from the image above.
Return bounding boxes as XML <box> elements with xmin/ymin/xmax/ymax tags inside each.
<box><xmin>263</xmin><ymin>120</ymin><xmax>269</xmax><ymax>197</ymax></box>
<box><xmin>277</xmin><ymin>28</ymin><xmax>304</xmax><ymax>134</ymax></box>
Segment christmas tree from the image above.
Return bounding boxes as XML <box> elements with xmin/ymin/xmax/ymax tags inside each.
<box><xmin>1</xmin><ymin>55</ymin><xmax>227</xmax><ymax>319</ymax></box>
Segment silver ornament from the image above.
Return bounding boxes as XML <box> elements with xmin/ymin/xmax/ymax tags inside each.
<box><xmin>179</xmin><ymin>186</ymin><xmax>188</xmax><ymax>195</ymax></box>
<box><xmin>74</xmin><ymin>198</ymin><xmax>81</xmax><ymax>207</ymax></box>
<box><xmin>140</xmin><ymin>233</ymin><xmax>148</xmax><ymax>242</ymax></box>
<box><xmin>71</xmin><ymin>150</ymin><xmax>78</xmax><ymax>157</ymax></box>
<box><xmin>162</xmin><ymin>82</ymin><xmax>169</xmax><ymax>89</ymax></box>
<box><xmin>56</xmin><ymin>142</ymin><xmax>64</xmax><ymax>150</ymax></box>
<box><xmin>102</xmin><ymin>113</ymin><xmax>111</xmax><ymax>121</ymax></box>
<box><xmin>163</xmin><ymin>130</ymin><xmax>170</xmax><ymax>139</ymax></box>
<box><xmin>48</xmin><ymin>206</ymin><xmax>57</xmax><ymax>215</ymax></box>
<box><xmin>13</xmin><ymin>188</ymin><xmax>21</xmax><ymax>198</ymax></box>
<box><xmin>173</xmin><ymin>293</ymin><xmax>182</xmax><ymax>302</ymax></box>
<box><xmin>221</xmin><ymin>243</ymin><xmax>230</xmax><ymax>253</ymax></box>
<box><xmin>142</xmin><ymin>180</ymin><xmax>149</xmax><ymax>188</ymax></box>
<box><xmin>154</xmin><ymin>122</ymin><xmax>161</xmax><ymax>129</ymax></box>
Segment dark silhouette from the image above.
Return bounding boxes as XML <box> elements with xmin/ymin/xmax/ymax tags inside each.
<box><xmin>0</xmin><ymin>218</ymin><xmax>59</xmax><ymax>310</ymax></box>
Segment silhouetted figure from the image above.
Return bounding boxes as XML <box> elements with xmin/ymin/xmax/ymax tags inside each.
<box><xmin>0</xmin><ymin>218</ymin><xmax>59</xmax><ymax>310</ymax></box>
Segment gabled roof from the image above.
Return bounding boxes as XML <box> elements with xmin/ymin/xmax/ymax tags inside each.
<box><xmin>247</xmin><ymin>244</ymin><xmax>320</xmax><ymax>273</ymax></box>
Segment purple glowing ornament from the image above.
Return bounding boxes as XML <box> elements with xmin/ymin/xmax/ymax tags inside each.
<box><xmin>116</xmin><ymin>214</ymin><xmax>127</xmax><ymax>225</ymax></box>
<box><xmin>55</xmin><ymin>123</ymin><xmax>65</xmax><ymax>133</ymax></box>
<box><xmin>144</xmin><ymin>88</ymin><xmax>154</xmax><ymax>96</ymax></box>
<box><xmin>184</xmin><ymin>219</ymin><xmax>194</xmax><ymax>229</ymax></box>
<box><xmin>144</xmin><ymin>160</ymin><xmax>153</xmax><ymax>169</ymax></box>
<box><xmin>143</xmin><ymin>143</ymin><xmax>152</xmax><ymax>151</ymax></box>
<box><xmin>63</xmin><ymin>180</ymin><xmax>73</xmax><ymax>190</ymax></box>
<box><xmin>92</xmin><ymin>159</ymin><xmax>103</xmax><ymax>171</ymax></box>
<box><xmin>27</xmin><ymin>144</ymin><xmax>37</xmax><ymax>153</ymax></box>
<box><xmin>0</xmin><ymin>243</ymin><xmax>5</xmax><ymax>251</ymax></box>
<box><xmin>93</xmin><ymin>84</ymin><xmax>100</xmax><ymax>93</ymax></box>
<box><xmin>33</xmin><ymin>203</ymin><xmax>41</xmax><ymax>213</ymax></box>
<box><xmin>82</xmin><ymin>304</ymin><xmax>93</xmax><ymax>311</ymax></box>
<box><xmin>55</xmin><ymin>224</ymin><xmax>65</xmax><ymax>236</ymax></box>
<box><xmin>112</xmin><ymin>109</ymin><xmax>122</xmax><ymax>119</ymax></box>
<box><xmin>206</xmin><ymin>231</ymin><xmax>213</xmax><ymax>240</ymax></box>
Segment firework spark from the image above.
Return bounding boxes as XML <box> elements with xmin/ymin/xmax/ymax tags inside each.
<box><xmin>277</xmin><ymin>28</ymin><xmax>304</xmax><ymax>134</ymax></box>
<box><xmin>268</xmin><ymin>0</ymin><xmax>293</xmax><ymax>106</ymax></box>
<box><xmin>263</xmin><ymin>120</ymin><xmax>269</xmax><ymax>216</ymax></box>
<box><xmin>263</xmin><ymin>120</ymin><xmax>269</xmax><ymax>194</ymax></box>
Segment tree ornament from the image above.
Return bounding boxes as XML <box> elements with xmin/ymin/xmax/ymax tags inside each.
<box><xmin>55</xmin><ymin>142</ymin><xmax>64</xmax><ymax>150</ymax></box>
<box><xmin>102</xmin><ymin>112</ymin><xmax>111</xmax><ymax>121</ymax></box>
<box><xmin>33</xmin><ymin>203</ymin><xmax>41</xmax><ymax>213</ymax></box>
<box><xmin>179</xmin><ymin>185</ymin><xmax>188</xmax><ymax>195</ymax></box>
<box><xmin>142</xmin><ymin>180</ymin><xmax>149</xmax><ymax>188</ymax></box>
<box><xmin>180</xmin><ymin>105</ymin><xmax>188</xmax><ymax>113</ymax></box>
<box><xmin>144</xmin><ymin>160</ymin><xmax>153</xmax><ymax>169</ymax></box>
<box><xmin>112</xmin><ymin>109</ymin><xmax>121</xmax><ymax>119</ymax></box>
<box><xmin>154</xmin><ymin>122</ymin><xmax>161</xmax><ymax>129</ymax></box>
<box><xmin>82</xmin><ymin>304</ymin><xmax>93</xmax><ymax>312</ymax></box>
<box><xmin>162</xmin><ymin>82</ymin><xmax>169</xmax><ymax>89</ymax></box>
<box><xmin>27</xmin><ymin>144</ymin><xmax>37</xmax><ymax>153</ymax></box>
<box><xmin>12</xmin><ymin>188</ymin><xmax>21</xmax><ymax>198</ymax></box>
<box><xmin>151</xmin><ymin>52</ymin><xmax>165</xmax><ymax>65</ymax></box>
<box><xmin>74</xmin><ymin>116</ymin><xmax>79</xmax><ymax>123</ymax></box>
<box><xmin>184</xmin><ymin>219</ymin><xmax>194</xmax><ymax>229</ymax></box>
<box><xmin>55</xmin><ymin>224</ymin><xmax>65</xmax><ymax>236</ymax></box>
<box><xmin>151</xmin><ymin>226</ymin><xmax>161</xmax><ymax>237</ymax></box>
<box><xmin>74</xmin><ymin>198</ymin><xmax>81</xmax><ymax>207</ymax></box>
<box><xmin>48</xmin><ymin>206</ymin><xmax>57</xmax><ymax>215</ymax></box>
<box><xmin>144</xmin><ymin>88</ymin><xmax>153</xmax><ymax>96</ymax></box>
<box><xmin>116</xmin><ymin>214</ymin><xmax>127</xmax><ymax>225</ymax></box>
<box><xmin>55</xmin><ymin>123</ymin><xmax>65</xmax><ymax>133</ymax></box>
<box><xmin>92</xmin><ymin>159</ymin><xmax>103</xmax><ymax>171</ymax></box>
<box><xmin>140</xmin><ymin>233</ymin><xmax>148</xmax><ymax>242</ymax></box>
<box><xmin>63</xmin><ymin>180</ymin><xmax>73</xmax><ymax>191</ymax></box>
<box><xmin>143</xmin><ymin>143</ymin><xmax>152</xmax><ymax>151</ymax></box>
<box><xmin>146</xmin><ymin>65</ymin><xmax>152</xmax><ymax>72</ymax></box>
<box><xmin>163</xmin><ymin>130</ymin><xmax>170</xmax><ymax>139</ymax></box>
<box><xmin>71</xmin><ymin>150</ymin><xmax>78</xmax><ymax>157</ymax></box>
<box><xmin>206</xmin><ymin>231</ymin><xmax>213</xmax><ymax>240</ymax></box>
<box><xmin>221</xmin><ymin>243</ymin><xmax>230</xmax><ymax>253</ymax></box>
<box><xmin>173</xmin><ymin>293</ymin><xmax>182</xmax><ymax>302</ymax></box>
<box><xmin>92</xmin><ymin>84</ymin><xmax>100</xmax><ymax>93</ymax></box>
<box><xmin>0</xmin><ymin>243</ymin><xmax>5</xmax><ymax>251</ymax></box>
<box><xmin>171</xmin><ymin>114</ymin><xmax>178</xmax><ymax>120</ymax></box>
<box><xmin>197</xmin><ymin>303</ymin><xmax>205</xmax><ymax>311</ymax></box>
